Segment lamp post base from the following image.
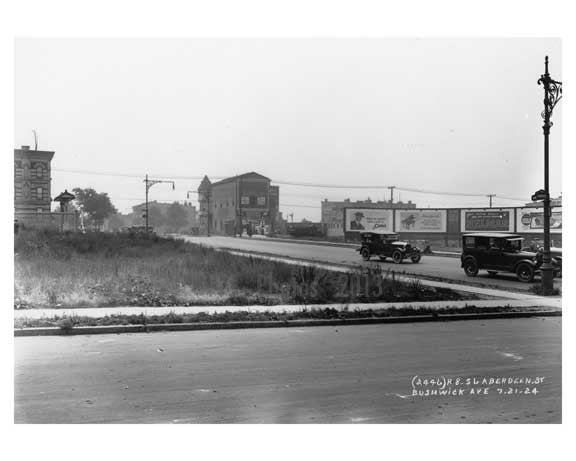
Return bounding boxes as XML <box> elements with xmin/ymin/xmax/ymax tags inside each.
<box><xmin>540</xmin><ymin>263</ymin><xmax>555</xmax><ymax>296</ymax></box>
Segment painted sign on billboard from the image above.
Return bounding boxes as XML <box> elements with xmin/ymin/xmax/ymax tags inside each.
<box><xmin>396</xmin><ymin>210</ymin><xmax>446</xmax><ymax>232</ymax></box>
<box><xmin>461</xmin><ymin>209</ymin><xmax>514</xmax><ymax>232</ymax></box>
<box><xmin>345</xmin><ymin>208</ymin><xmax>393</xmax><ymax>232</ymax></box>
<box><xmin>517</xmin><ymin>207</ymin><xmax>562</xmax><ymax>233</ymax></box>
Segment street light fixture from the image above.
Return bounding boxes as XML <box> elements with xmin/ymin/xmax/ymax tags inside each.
<box><xmin>537</xmin><ymin>56</ymin><xmax>562</xmax><ymax>294</ymax></box>
<box><xmin>143</xmin><ymin>174</ymin><xmax>175</xmax><ymax>234</ymax></box>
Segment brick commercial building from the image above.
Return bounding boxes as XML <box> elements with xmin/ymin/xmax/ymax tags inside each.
<box><xmin>197</xmin><ymin>172</ymin><xmax>280</xmax><ymax>235</ymax></box>
<box><xmin>322</xmin><ymin>198</ymin><xmax>416</xmax><ymax>237</ymax></box>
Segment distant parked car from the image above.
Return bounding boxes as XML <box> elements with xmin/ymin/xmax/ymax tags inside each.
<box><xmin>460</xmin><ymin>233</ymin><xmax>561</xmax><ymax>282</ymax></box>
<box><xmin>122</xmin><ymin>225</ymin><xmax>156</xmax><ymax>236</ymax></box>
<box><xmin>357</xmin><ymin>230</ymin><xmax>422</xmax><ymax>263</ymax></box>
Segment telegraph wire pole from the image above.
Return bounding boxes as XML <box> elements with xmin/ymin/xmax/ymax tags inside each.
<box><xmin>486</xmin><ymin>194</ymin><xmax>495</xmax><ymax>208</ymax></box>
<box><xmin>387</xmin><ymin>186</ymin><xmax>396</xmax><ymax>204</ymax></box>
<box><xmin>144</xmin><ymin>174</ymin><xmax>175</xmax><ymax>234</ymax></box>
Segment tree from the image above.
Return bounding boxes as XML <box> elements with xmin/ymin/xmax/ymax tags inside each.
<box><xmin>72</xmin><ymin>188</ymin><xmax>118</xmax><ymax>230</ymax></box>
<box><xmin>166</xmin><ymin>202</ymin><xmax>189</xmax><ymax>232</ymax></box>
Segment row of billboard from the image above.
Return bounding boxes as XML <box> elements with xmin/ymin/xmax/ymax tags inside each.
<box><xmin>345</xmin><ymin>207</ymin><xmax>562</xmax><ymax>234</ymax></box>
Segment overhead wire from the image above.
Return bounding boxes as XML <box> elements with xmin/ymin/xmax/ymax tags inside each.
<box><xmin>53</xmin><ymin>168</ymin><xmax>529</xmax><ymax>202</ymax></box>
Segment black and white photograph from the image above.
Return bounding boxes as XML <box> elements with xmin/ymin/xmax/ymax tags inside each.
<box><xmin>4</xmin><ymin>1</ymin><xmax>573</xmax><ymax>460</ymax></box>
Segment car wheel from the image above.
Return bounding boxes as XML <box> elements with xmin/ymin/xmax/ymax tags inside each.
<box><xmin>463</xmin><ymin>258</ymin><xmax>478</xmax><ymax>277</ymax></box>
<box><xmin>392</xmin><ymin>250</ymin><xmax>403</xmax><ymax>264</ymax></box>
<box><xmin>360</xmin><ymin>248</ymin><xmax>371</xmax><ymax>261</ymax></box>
<box><xmin>516</xmin><ymin>263</ymin><xmax>534</xmax><ymax>283</ymax></box>
<box><xmin>410</xmin><ymin>253</ymin><xmax>421</xmax><ymax>263</ymax></box>
<box><xmin>487</xmin><ymin>271</ymin><xmax>497</xmax><ymax>277</ymax></box>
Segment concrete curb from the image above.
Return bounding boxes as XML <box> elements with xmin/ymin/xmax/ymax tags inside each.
<box><xmin>14</xmin><ymin>310</ymin><xmax>561</xmax><ymax>337</ymax></box>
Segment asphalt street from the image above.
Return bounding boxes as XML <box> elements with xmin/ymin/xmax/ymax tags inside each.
<box><xmin>179</xmin><ymin>235</ymin><xmax>561</xmax><ymax>292</ymax></box>
<box><xmin>15</xmin><ymin>317</ymin><xmax>561</xmax><ymax>423</ymax></box>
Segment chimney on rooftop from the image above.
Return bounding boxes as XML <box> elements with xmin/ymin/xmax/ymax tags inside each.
<box><xmin>21</xmin><ymin>145</ymin><xmax>30</xmax><ymax>150</ymax></box>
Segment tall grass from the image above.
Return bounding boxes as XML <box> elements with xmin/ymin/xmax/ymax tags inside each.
<box><xmin>14</xmin><ymin>229</ymin><xmax>474</xmax><ymax>308</ymax></box>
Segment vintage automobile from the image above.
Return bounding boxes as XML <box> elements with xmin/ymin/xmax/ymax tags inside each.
<box><xmin>460</xmin><ymin>232</ymin><xmax>561</xmax><ymax>282</ymax></box>
<box><xmin>357</xmin><ymin>230</ymin><xmax>422</xmax><ymax>263</ymax></box>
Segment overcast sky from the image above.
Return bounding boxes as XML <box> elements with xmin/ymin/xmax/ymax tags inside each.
<box><xmin>15</xmin><ymin>38</ymin><xmax>562</xmax><ymax>219</ymax></box>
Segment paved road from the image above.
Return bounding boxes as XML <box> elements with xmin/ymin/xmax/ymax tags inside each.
<box><xmin>178</xmin><ymin>235</ymin><xmax>561</xmax><ymax>293</ymax></box>
<box><xmin>15</xmin><ymin>317</ymin><xmax>561</xmax><ymax>423</ymax></box>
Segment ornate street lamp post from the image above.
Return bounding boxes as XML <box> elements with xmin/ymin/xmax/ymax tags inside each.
<box><xmin>143</xmin><ymin>174</ymin><xmax>175</xmax><ymax>234</ymax></box>
<box><xmin>537</xmin><ymin>56</ymin><xmax>562</xmax><ymax>294</ymax></box>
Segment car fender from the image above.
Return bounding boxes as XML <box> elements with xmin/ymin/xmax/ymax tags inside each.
<box><xmin>513</xmin><ymin>259</ymin><xmax>537</xmax><ymax>271</ymax></box>
<box><xmin>461</xmin><ymin>255</ymin><xmax>476</xmax><ymax>268</ymax></box>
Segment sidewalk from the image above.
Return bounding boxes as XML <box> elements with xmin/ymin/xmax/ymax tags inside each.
<box><xmin>15</xmin><ymin>297</ymin><xmax>561</xmax><ymax>320</ymax></box>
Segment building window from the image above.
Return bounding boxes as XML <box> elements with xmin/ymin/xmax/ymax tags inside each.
<box><xmin>241</xmin><ymin>196</ymin><xmax>249</xmax><ymax>205</ymax></box>
<box><xmin>257</xmin><ymin>197</ymin><xmax>266</xmax><ymax>206</ymax></box>
<box><xmin>37</xmin><ymin>208</ymin><xmax>43</xmax><ymax>214</ymax></box>
<box><xmin>37</xmin><ymin>187</ymin><xmax>43</xmax><ymax>200</ymax></box>
<box><xmin>36</xmin><ymin>165</ymin><xmax>43</xmax><ymax>178</ymax></box>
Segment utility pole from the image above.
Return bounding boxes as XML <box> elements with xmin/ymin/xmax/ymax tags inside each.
<box><xmin>32</xmin><ymin>130</ymin><xmax>38</xmax><ymax>150</ymax></box>
<box><xmin>387</xmin><ymin>186</ymin><xmax>396</xmax><ymax>205</ymax></box>
<box><xmin>486</xmin><ymin>194</ymin><xmax>495</xmax><ymax>208</ymax></box>
<box><xmin>143</xmin><ymin>174</ymin><xmax>175</xmax><ymax>234</ymax></box>
<box><xmin>537</xmin><ymin>56</ymin><xmax>562</xmax><ymax>294</ymax></box>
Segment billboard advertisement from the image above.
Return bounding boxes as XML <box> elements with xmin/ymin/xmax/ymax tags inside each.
<box><xmin>517</xmin><ymin>207</ymin><xmax>562</xmax><ymax>233</ymax></box>
<box><xmin>461</xmin><ymin>208</ymin><xmax>514</xmax><ymax>232</ymax></box>
<box><xmin>396</xmin><ymin>209</ymin><xmax>446</xmax><ymax>232</ymax></box>
<box><xmin>345</xmin><ymin>208</ymin><xmax>393</xmax><ymax>232</ymax></box>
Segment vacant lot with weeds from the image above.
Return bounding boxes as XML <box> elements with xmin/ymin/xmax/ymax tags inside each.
<box><xmin>14</xmin><ymin>229</ymin><xmax>477</xmax><ymax>309</ymax></box>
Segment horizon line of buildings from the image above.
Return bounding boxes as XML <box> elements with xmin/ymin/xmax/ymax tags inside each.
<box><xmin>14</xmin><ymin>146</ymin><xmax>562</xmax><ymax>238</ymax></box>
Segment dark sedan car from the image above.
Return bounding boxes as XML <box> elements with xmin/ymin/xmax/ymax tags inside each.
<box><xmin>460</xmin><ymin>232</ymin><xmax>561</xmax><ymax>282</ymax></box>
<box><xmin>357</xmin><ymin>231</ymin><xmax>422</xmax><ymax>263</ymax></box>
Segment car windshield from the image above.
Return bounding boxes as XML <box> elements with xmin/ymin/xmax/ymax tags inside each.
<box><xmin>503</xmin><ymin>238</ymin><xmax>522</xmax><ymax>252</ymax></box>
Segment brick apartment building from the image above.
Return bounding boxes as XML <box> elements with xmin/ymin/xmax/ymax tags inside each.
<box><xmin>197</xmin><ymin>172</ymin><xmax>280</xmax><ymax>235</ymax></box>
<box><xmin>14</xmin><ymin>145</ymin><xmax>54</xmax><ymax>214</ymax></box>
<box><xmin>14</xmin><ymin>144</ymin><xmax>79</xmax><ymax>231</ymax></box>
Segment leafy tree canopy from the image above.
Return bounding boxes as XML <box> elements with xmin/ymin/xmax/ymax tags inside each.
<box><xmin>72</xmin><ymin>188</ymin><xmax>118</xmax><ymax>224</ymax></box>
